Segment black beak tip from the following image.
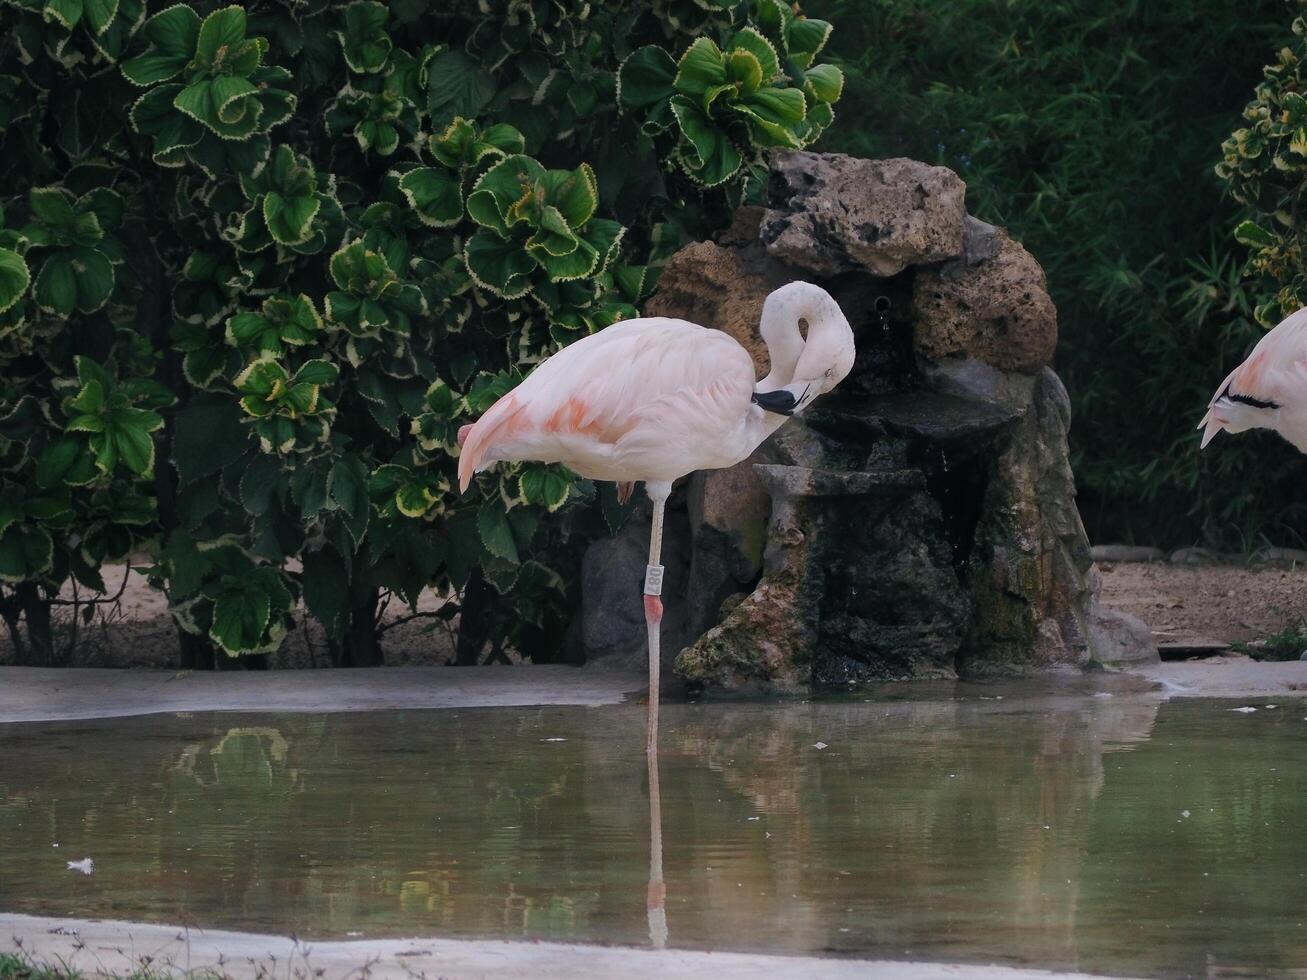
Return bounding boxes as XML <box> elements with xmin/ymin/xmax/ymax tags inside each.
<box><xmin>752</xmin><ymin>390</ymin><xmax>797</xmax><ymax>416</ymax></box>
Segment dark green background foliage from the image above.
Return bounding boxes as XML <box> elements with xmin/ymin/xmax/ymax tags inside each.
<box><xmin>0</xmin><ymin>0</ymin><xmax>843</xmax><ymax>665</ymax></box>
<box><xmin>810</xmin><ymin>0</ymin><xmax>1307</xmax><ymax>548</ymax></box>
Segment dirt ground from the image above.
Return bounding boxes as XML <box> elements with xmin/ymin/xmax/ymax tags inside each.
<box><xmin>0</xmin><ymin>561</ymin><xmax>461</xmax><ymax>669</ymax></box>
<box><xmin>5</xmin><ymin>557</ymin><xmax>1306</xmax><ymax>669</ymax></box>
<box><xmin>1098</xmin><ymin>560</ymin><xmax>1307</xmax><ymax>645</ymax></box>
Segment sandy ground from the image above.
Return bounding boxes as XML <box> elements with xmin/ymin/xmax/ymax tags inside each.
<box><xmin>1098</xmin><ymin>560</ymin><xmax>1307</xmax><ymax>645</ymax></box>
<box><xmin>0</xmin><ymin>913</ymin><xmax>1142</xmax><ymax>980</ymax></box>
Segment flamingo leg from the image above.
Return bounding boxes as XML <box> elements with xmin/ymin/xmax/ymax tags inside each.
<box><xmin>643</xmin><ymin>483</ymin><xmax>670</xmax><ymax>753</ymax></box>
<box><xmin>642</xmin><ymin>480</ymin><xmax>670</xmax><ymax>949</ymax></box>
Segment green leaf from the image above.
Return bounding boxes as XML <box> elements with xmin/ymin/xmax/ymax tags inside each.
<box><xmin>520</xmin><ymin>465</ymin><xmax>571</xmax><ymax>512</ymax></box>
<box><xmin>292</xmin><ymin>359</ymin><xmax>339</xmax><ymax>386</ymax></box>
<box><xmin>1284</xmin><ymin>91</ymin><xmax>1307</xmax><ymax>126</ymax></box>
<box><xmin>480</xmin><ymin>123</ymin><xmax>526</xmax><ymax>157</ymax></box>
<box><xmin>329</xmin><ymin>454</ymin><xmax>370</xmax><ymax>549</ymax></box>
<box><xmin>144</xmin><ymin>3</ymin><xmax>200</xmax><ymax>57</ymax></box>
<box><xmin>619</xmin><ymin>46</ymin><xmax>677</xmax><ymax>110</ymax></box>
<box><xmin>541</xmin><ymin>163</ymin><xmax>598</xmax><ymax>228</ymax></box>
<box><xmin>291</xmin><ymin>458</ymin><xmax>331</xmax><ymax>518</ymax></box>
<box><xmin>83</xmin><ymin>0</ymin><xmax>118</xmax><ymax>36</ymax></box>
<box><xmin>44</xmin><ymin>0</ymin><xmax>84</xmax><ymax>31</ymax></box>
<box><xmin>301</xmin><ymin>547</ymin><xmax>350</xmax><ymax>640</ymax></box>
<box><xmin>477</xmin><ymin>499</ymin><xmax>519</xmax><ymax>563</ymax></box>
<box><xmin>111</xmin><ymin>408</ymin><xmax>161</xmax><ymax>476</ymax></box>
<box><xmin>0</xmin><ymin>501</ymin><xmax>21</xmax><ymax>541</ymax></box>
<box><xmin>33</xmin><ymin>253</ymin><xmax>79</xmax><ymax>316</ymax></box>
<box><xmin>398</xmin><ymin>167</ymin><xmax>463</xmax><ymax>228</ymax></box>
<box><xmin>672</xmin><ymin>96</ymin><xmax>742</xmax><ymax>187</ymax></box>
<box><xmin>130</xmin><ymin>85</ymin><xmax>205</xmax><ymax>162</ymax></box>
<box><xmin>1234</xmin><ymin>219</ymin><xmax>1277</xmax><ymax>248</ymax></box>
<box><xmin>0</xmin><ymin>248</ymin><xmax>29</xmax><ymax>314</ymax></box>
<box><xmin>79</xmin><ymin>188</ymin><xmax>123</xmax><ymax>231</ymax></box>
<box><xmin>803</xmin><ymin>63</ymin><xmax>844</xmax><ymax>104</ymax></box>
<box><xmin>786</xmin><ymin>17</ymin><xmax>833</xmax><ymax>68</ymax></box>
<box><xmin>28</xmin><ymin>496</ymin><xmax>73</xmax><ymax>527</ymax></box>
<box><xmin>123</xmin><ymin>51</ymin><xmax>189</xmax><ymax>85</ymax></box>
<box><xmin>427</xmin><ymin>50</ymin><xmax>496</xmax><ymax>125</ymax></box>
<box><xmin>674</xmin><ymin>37</ymin><xmax>727</xmax><ymax>100</ymax></box>
<box><xmin>65</xmin><ymin>247</ymin><xmax>115</xmax><ymax>312</ymax></box>
<box><xmin>464</xmin><ymin>229</ymin><xmax>537</xmax><ymax>299</ymax></box>
<box><xmin>0</xmin><ymin>524</ymin><xmax>54</xmax><ymax>584</ymax></box>
<box><xmin>467</xmin><ymin>154</ymin><xmax>544</xmax><ymax>234</ymax></box>
<box><xmin>337</xmin><ymin>0</ymin><xmax>392</xmax><ymax>74</ymax></box>
<box><xmin>263</xmin><ymin>190</ymin><xmax>321</xmax><ymax>245</ymax></box>
<box><xmin>174</xmin><ymin>393</ymin><xmax>252</xmax><ymax>484</ymax></box>
<box><xmin>184</xmin><ymin>346</ymin><xmax>229</xmax><ymax>387</ymax></box>
<box><xmin>36</xmin><ymin>437</ymin><xmax>85</xmax><ymax>489</ymax></box>
<box><xmin>29</xmin><ymin>186</ymin><xmax>77</xmax><ymax>228</ymax></box>
<box><xmin>240</xmin><ymin>452</ymin><xmax>282</xmax><ymax>515</ymax></box>
<box><xmin>211</xmin><ymin>580</ymin><xmax>271</xmax><ymax>655</ymax></box>
<box><xmin>735</xmin><ymin>87</ymin><xmax>806</xmax><ymax>147</ymax></box>
<box><xmin>729</xmin><ymin>28</ymin><xmax>780</xmax><ymax>81</ymax></box>
<box><xmin>195</xmin><ymin>5</ymin><xmax>246</xmax><ymax>64</ymax></box>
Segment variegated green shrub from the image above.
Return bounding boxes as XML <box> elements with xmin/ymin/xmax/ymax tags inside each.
<box><xmin>0</xmin><ymin>0</ymin><xmax>842</xmax><ymax>667</ymax></box>
<box><xmin>1218</xmin><ymin>12</ymin><xmax>1307</xmax><ymax>326</ymax></box>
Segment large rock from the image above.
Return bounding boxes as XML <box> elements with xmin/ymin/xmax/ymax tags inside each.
<box><xmin>577</xmin><ymin>150</ymin><xmax>1154</xmax><ymax>690</ymax></box>
<box><xmin>913</xmin><ymin>219</ymin><xmax>1058</xmax><ymax>374</ymax></box>
<box><xmin>760</xmin><ymin>152</ymin><xmax>967</xmax><ymax>277</ymax></box>
<box><xmin>1087</xmin><ymin>608</ymin><xmax>1159</xmax><ymax>667</ymax></box>
<box><xmin>643</xmin><ymin>240</ymin><xmax>788</xmax><ymax>376</ymax></box>
<box><xmin>677</xmin><ymin>451</ymin><xmax>970</xmax><ymax>692</ymax></box>
<box><xmin>960</xmin><ymin>370</ymin><xmax>1090</xmax><ymax>672</ymax></box>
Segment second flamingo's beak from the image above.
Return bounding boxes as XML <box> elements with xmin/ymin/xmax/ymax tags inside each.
<box><xmin>1198</xmin><ymin>411</ymin><xmax>1226</xmax><ymax>449</ymax></box>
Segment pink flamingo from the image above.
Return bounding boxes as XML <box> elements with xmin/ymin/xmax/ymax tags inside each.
<box><xmin>456</xmin><ymin>281</ymin><xmax>855</xmax><ymax>739</ymax></box>
<box><xmin>1200</xmin><ymin>307</ymin><xmax>1307</xmax><ymax>451</ymax></box>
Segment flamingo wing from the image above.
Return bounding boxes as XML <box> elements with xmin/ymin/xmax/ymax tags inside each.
<box><xmin>458</xmin><ymin>317</ymin><xmax>756</xmax><ymax>490</ymax></box>
<box><xmin>1200</xmin><ymin>307</ymin><xmax>1307</xmax><ymax>447</ymax></box>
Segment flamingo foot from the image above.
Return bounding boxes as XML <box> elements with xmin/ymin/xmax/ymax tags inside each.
<box><xmin>643</xmin><ymin>594</ymin><xmax>663</xmax><ymax>621</ymax></box>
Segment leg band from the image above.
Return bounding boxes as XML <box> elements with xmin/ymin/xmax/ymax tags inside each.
<box><xmin>643</xmin><ymin>563</ymin><xmax>664</xmax><ymax>596</ymax></box>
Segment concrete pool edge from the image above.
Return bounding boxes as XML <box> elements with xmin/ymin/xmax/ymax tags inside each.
<box><xmin>0</xmin><ymin>912</ymin><xmax>1142</xmax><ymax>980</ymax></box>
<box><xmin>2</xmin><ymin>659</ymin><xmax>1306</xmax><ymax>724</ymax></box>
<box><xmin>0</xmin><ymin>665</ymin><xmax>646</xmax><ymax>723</ymax></box>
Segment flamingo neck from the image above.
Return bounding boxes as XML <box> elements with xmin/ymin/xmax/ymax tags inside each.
<box><xmin>757</xmin><ymin>304</ymin><xmax>805</xmax><ymax>393</ymax></box>
<box><xmin>756</xmin><ymin>285</ymin><xmax>842</xmax><ymax>391</ymax></box>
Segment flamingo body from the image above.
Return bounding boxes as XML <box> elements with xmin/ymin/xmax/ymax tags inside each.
<box><xmin>1201</xmin><ymin>307</ymin><xmax>1307</xmax><ymax>453</ymax></box>
<box><xmin>458</xmin><ymin>317</ymin><xmax>768</xmax><ymax>490</ymax></box>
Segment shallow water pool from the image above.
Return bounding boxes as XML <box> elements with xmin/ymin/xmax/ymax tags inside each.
<box><xmin>2</xmin><ymin>690</ymin><xmax>1305</xmax><ymax>977</ymax></box>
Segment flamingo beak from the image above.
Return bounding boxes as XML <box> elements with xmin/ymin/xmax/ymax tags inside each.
<box><xmin>752</xmin><ymin>382</ymin><xmax>813</xmax><ymax>417</ymax></box>
<box><xmin>1198</xmin><ymin>412</ymin><xmax>1226</xmax><ymax>449</ymax></box>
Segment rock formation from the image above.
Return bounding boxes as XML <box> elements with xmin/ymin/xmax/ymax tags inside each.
<box><xmin>578</xmin><ymin>151</ymin><xmax>1156</xmax><ymax>692</ymax></box>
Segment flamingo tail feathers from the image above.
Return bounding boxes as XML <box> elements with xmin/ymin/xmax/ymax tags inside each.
<box><xmin>457</xmin><ymin>397</ymin><xmax>521</xmax><ymax>493</ymax></box>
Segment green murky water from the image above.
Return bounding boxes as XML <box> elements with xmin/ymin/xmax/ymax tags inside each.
<box><xmin>2</xmin><ymin>692</ymin><xmax>1307</xmax><ymax>977</ymax></box>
